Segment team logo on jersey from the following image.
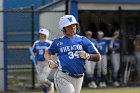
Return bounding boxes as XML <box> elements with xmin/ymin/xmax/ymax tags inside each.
<box><xmin>67</xmin><ymin>17</ymin><xmax>72</xmax><ymax>22</ymax></box>
<box><xmin>57</xmin><ymin>42</ymin><xmax>63</xmax><ymax>46</ymax></box>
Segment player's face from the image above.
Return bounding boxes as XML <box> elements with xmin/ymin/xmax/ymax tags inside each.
<box><xmin>39</xmin><ymin>33</ymin><xmax>46</xmax><ymax>40</ymax></box>
<box><xmin>64</xmin><ymin>24</ymin><xmax>77</xmax><ymax>37</ymax></box>
<box><xmin>97</xmin><ymin>34</ymin><xmax>104</xmax><ymax>39</ymax></box>
<box><xmin>115</xmin><ymin>33</ymin><xmax>119</xmax><ymax>38</ymax></box>
<box><xmin>86</xmin><ymin>33</ymin><xmax>92</xmax><ymax>38</ymax></box>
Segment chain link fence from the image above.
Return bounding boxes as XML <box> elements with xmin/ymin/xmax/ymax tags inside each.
<box><xmin>0</xmin><ymin>2</ymin><xmax>65</xmax><ymax>91</ymax></box>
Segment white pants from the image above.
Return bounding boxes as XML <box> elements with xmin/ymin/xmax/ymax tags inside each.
<box><xmin>110</xmin><ymin>53</ymin><xmax>120</xmax><ymax>82</ymax></box>
<box><xmin>97</xmin><ymin>55</ymin><xmax>107</xmax><ymax>76</ymax></box>
<box><xmin>37</xmin><ymin>61</ymin><xmax>51</xmax><ymax>86</ymax></box>
<box><xmin>54</xmin><ymin>70</ymin><xmax>83</xmax><ymax>93</ymax></box>
<box><xmin>85</xmin><ymin>60</ymin><xmax>96</xmax><ymax>77</ymax></box>
<box><xmin>111</xmin><ymin>53</ymin><xmax>120</xmax><ymax>73</ymax></box>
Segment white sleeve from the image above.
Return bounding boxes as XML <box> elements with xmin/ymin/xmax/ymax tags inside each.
<box><xmin>32</xmin><ymin>42</ymin><xmax>36</xmax><ymax>50</ymax></box>
<box><xmin>109</xmin><ymin>39</ymin><xmax>114</xmax><ymax>48</ymax></box>
<box><xmin>32</xmin><ymin>40</ymin><xmax>39</xmax><ymax>52</ymax></box>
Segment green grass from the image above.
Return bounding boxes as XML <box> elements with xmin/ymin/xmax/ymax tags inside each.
<box><xmin>81</xmin><ymin>87</ymin><xmax>140</xmax><ymax>93</ymax></box>
<box><xmin>4</xmin><ymin>87</ymin><xmax>140</xmax><ymax>93</ymax></box>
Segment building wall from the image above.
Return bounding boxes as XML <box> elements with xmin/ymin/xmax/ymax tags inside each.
<box><xmin>39</xmin><ymin>2</ymin><xmax>65</xmax><ymax>40</ymax></box>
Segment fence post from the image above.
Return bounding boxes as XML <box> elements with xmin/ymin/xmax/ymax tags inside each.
<box><xmin>118</xmin><ymin>6</ymin><xmax>124</xmax><ymax>84</ymax></box>
<box><xmin>31</xmin><ymin>5</ymin><xmax>35</xmax><ymax>89</ymax></box>
<box><xmin>65</xmin><ymin>0</ymin><xmax>69</xmax><ymax>15</ymax></box>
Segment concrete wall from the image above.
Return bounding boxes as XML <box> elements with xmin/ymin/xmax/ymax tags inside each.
<box><xmin>39</xmin><ymin>4</ymin><xmax>65</xmax><ymax>40</ymax></box>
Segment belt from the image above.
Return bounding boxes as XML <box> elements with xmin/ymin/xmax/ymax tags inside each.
<box><xmin>62</xmin><ymin>71</ymin><xmax>83</xmax><ymax>78</ymax></box>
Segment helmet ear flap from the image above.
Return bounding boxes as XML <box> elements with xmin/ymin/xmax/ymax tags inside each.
<box><xmin>61</xmin><ymin>28</ymin><xmax>66</xmax><ymax>33</ymax></box>
<box><xmin>76</xmin><ymin>24</ymin><xmax>80</xmax><ymax>34</ymax></box>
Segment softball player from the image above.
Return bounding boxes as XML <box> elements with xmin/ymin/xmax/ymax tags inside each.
<box><xmin>44</xmin><ymin>15</ymin><xmax>101</xmax><ymax>93</ymax></box>
<box><xmin>96</xmin><ymin>31</ymin><xmax>109</xmax><ymax>87</ymax></box>
<box><xmin>32</xmin><ymin>28</ymin><xmax>54</xmax><ymax>93</ymax></box>
<box><xmin>109</xmin><ymin>31</ymin><xmax>120</xmax><ymax>86</ymax></box>
<box><xmin>85</xmin><ymin>31</ymin><xmax>98</xmax><ymax>88</ymax></box>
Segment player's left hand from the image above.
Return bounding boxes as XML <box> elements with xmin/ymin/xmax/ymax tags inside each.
<box><xmin>47</xmin><ymin>60</ymin><xmax>58</xmax><ymax>69</ymax></box>
<box><xmin>78</xmin><ymin>51</ymin><xmax>90</xmax><ymax>60</ymax></box>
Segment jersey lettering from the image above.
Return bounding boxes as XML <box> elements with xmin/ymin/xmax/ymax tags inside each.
<box><xmin>60</xmin><ymin>45</ymin><xmax>83</xmax><ymax>53</ymax></box>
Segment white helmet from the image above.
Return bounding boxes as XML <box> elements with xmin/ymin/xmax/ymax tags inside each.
<box><xmin>59</xmin><ymin>15</ymin><xmax>78</xmax><ymax>30</ymax></box>
<box><xmin>86</xmin><ymin>31</ymin><xmax>93</xmax><ymax>35</ymax></box>
<box><xmin>39</xmin><ymin>28</ymin><xmax>49</xmax><ymax>39</ymax></box>
<box><xmin>97</xmin><ymin>31</ymin><xmax>104</xmax><ymax>36</ymax></box>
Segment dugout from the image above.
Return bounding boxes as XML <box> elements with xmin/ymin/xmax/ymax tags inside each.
<box><xmin>77</xmin><ymin>1</ymin><xmax>140</xmax><ymax>84</ymax></box>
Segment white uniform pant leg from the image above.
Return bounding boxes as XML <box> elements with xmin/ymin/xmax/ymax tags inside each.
<box><xmin>97</xmin><ymin>55</ymin><xmax>107</xmax><ymax>77</ymax></box>
<box><xmin>37</xmin><ymin>61</ymin><xmax>51</xmax><ymax>86</ymax></box>
<box><xmin>54</xmin><ymin>70</ymin><xmax>83</xmax><ymax>93</ymax></box>
<box><xmin>85</xmin><ymin>60</ymin><xmax>96</xmax><ymax>76</ymax></box>
<box><xmin>111</xmin><ymin>54</ymin><xmax>120</xmax><ymax>74</ymax></box>
<box><xmin>101</xmin><ymin>55</ymin><xmax>107</xmax><ymax>75</ymax></box>
<box><xmin>97</xmin><ymin>60</ymin><xmax>102</xmax><ymax>77</ymax></box>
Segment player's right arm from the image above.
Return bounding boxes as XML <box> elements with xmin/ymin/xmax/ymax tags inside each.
<box><xmin>44</xmin><ymin>50</ymin><xmax>58</xmax><ymax>69</ymax></box>
<box><xmin>109</xmin><ymin>38</ymin><xmax>119</xmax><ymax>51</ymax></box>
<box><xmin>44</xmin><ymin>40</ymin><xmax>58</xmax><ymax>69</ymax></box>
<box><xmin>30</xmin><ymin>41</ymin><xmax>37</xmax><ymax>60</ymax></box>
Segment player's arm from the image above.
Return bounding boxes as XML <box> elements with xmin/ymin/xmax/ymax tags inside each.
<box><xmin>109</xmin><ymin>39</ymin><xmax>115</xmax><ymax>51</ymax></box>
<box><xmin>79</xmin><ymin>37</ymin><xmax>101</xmax><ymax>62</ymax></box>
<box><xmin>30</xmin><ymin>42</ymin><xmax>37</xmax><ymax>60</ymax></box>
<box><xmin>109</xmin><ymin>39</ymin><xmax>119</xmax><ymax>51</ymax></box>
<box><xmin>79</xmin><ymin>51</ymin><xmax>101</xmax><ymax>62</ymax></box>
<box><xmin>88</xmin><ymin>53</ymin><xmax>101</xmax><ymax>62</ymax></box>
<box><xmin>44</xmin><ymin>50</ymin><xmax>58</xmax><ymax>69</ymax></box>
<box><xmin>44</xmin><ymin>40</ymin><xmax>59</xmax><ymax>69</ymax></box>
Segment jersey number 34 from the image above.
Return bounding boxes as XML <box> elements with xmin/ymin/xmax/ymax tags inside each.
<box><xmin>68</xmin><ymin>51</ymin><xmax>79</xmax><ymax>59</ymax></box>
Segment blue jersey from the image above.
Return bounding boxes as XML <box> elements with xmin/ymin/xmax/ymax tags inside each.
<box><xmin>48</xmin><ymin>35</ymin><xmax>99</xmax><ymax>74</ymax></box>
<box><xmin>32</xmin><ymin>40</ymin><xmax>52</xmax><ymax>61</ymax></box>
<box><xmin>96</xmin><ymin>38</ymin><xmax>109</xmax><ymax>55</ymax></box>
<box><xmin>89</xmin><ymin>38</ymin><xmax>99</xmax><ymax>49</ymax></box>
<box><xmin>109</xmin><ymin>39</ymin><xmax>120</xmax><ymax>54</ymax></box>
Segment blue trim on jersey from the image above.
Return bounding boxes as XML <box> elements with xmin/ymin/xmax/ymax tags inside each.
<box><xmin>32</xmin><ymin>40</ymin><xmax>51</xmax><ymax>61</ymax></box>
<box><xmin>48</xmin><ymin>35</ymin><xmax>98</xmax><ymax>74</ymax></box>
<box><xmin>89</xmin><ymin>38</ymin><xmax>99</xmax><ymax>49</ymax></box>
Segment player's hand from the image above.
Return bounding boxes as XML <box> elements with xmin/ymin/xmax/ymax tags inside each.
<box><xmin>47</xmin><ymin>60</ymin><xmax>58</xmax><ymax>69</ymax></box>
<box><xmin>30</xmin><ymin>56</ymin><xmax>33</xmax><ymax>60</ymax></box>
<box><xmin>78</xmin><ymin>51</ymin><xmax>90</xmax><ymax>60</ymax></box>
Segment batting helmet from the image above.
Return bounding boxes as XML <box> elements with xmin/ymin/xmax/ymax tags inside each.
<box><xmin>39</xmin><ymin>28</ymin><xmax>49</xmax><ymax>39</ymax></box>
<box><xmin>59</xmin><ymin>15</ymin><xmax>78</xmax><ymax>31</ymax></box>
<box><xmin>86</xmin><ymin>31</ymin><xmax>93</xmax><ymax>35</ymax></box>
<box><xmin>97</xmin><ymin>31</ymin><xmax>104</xmax><ymax>36</ymax></box>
